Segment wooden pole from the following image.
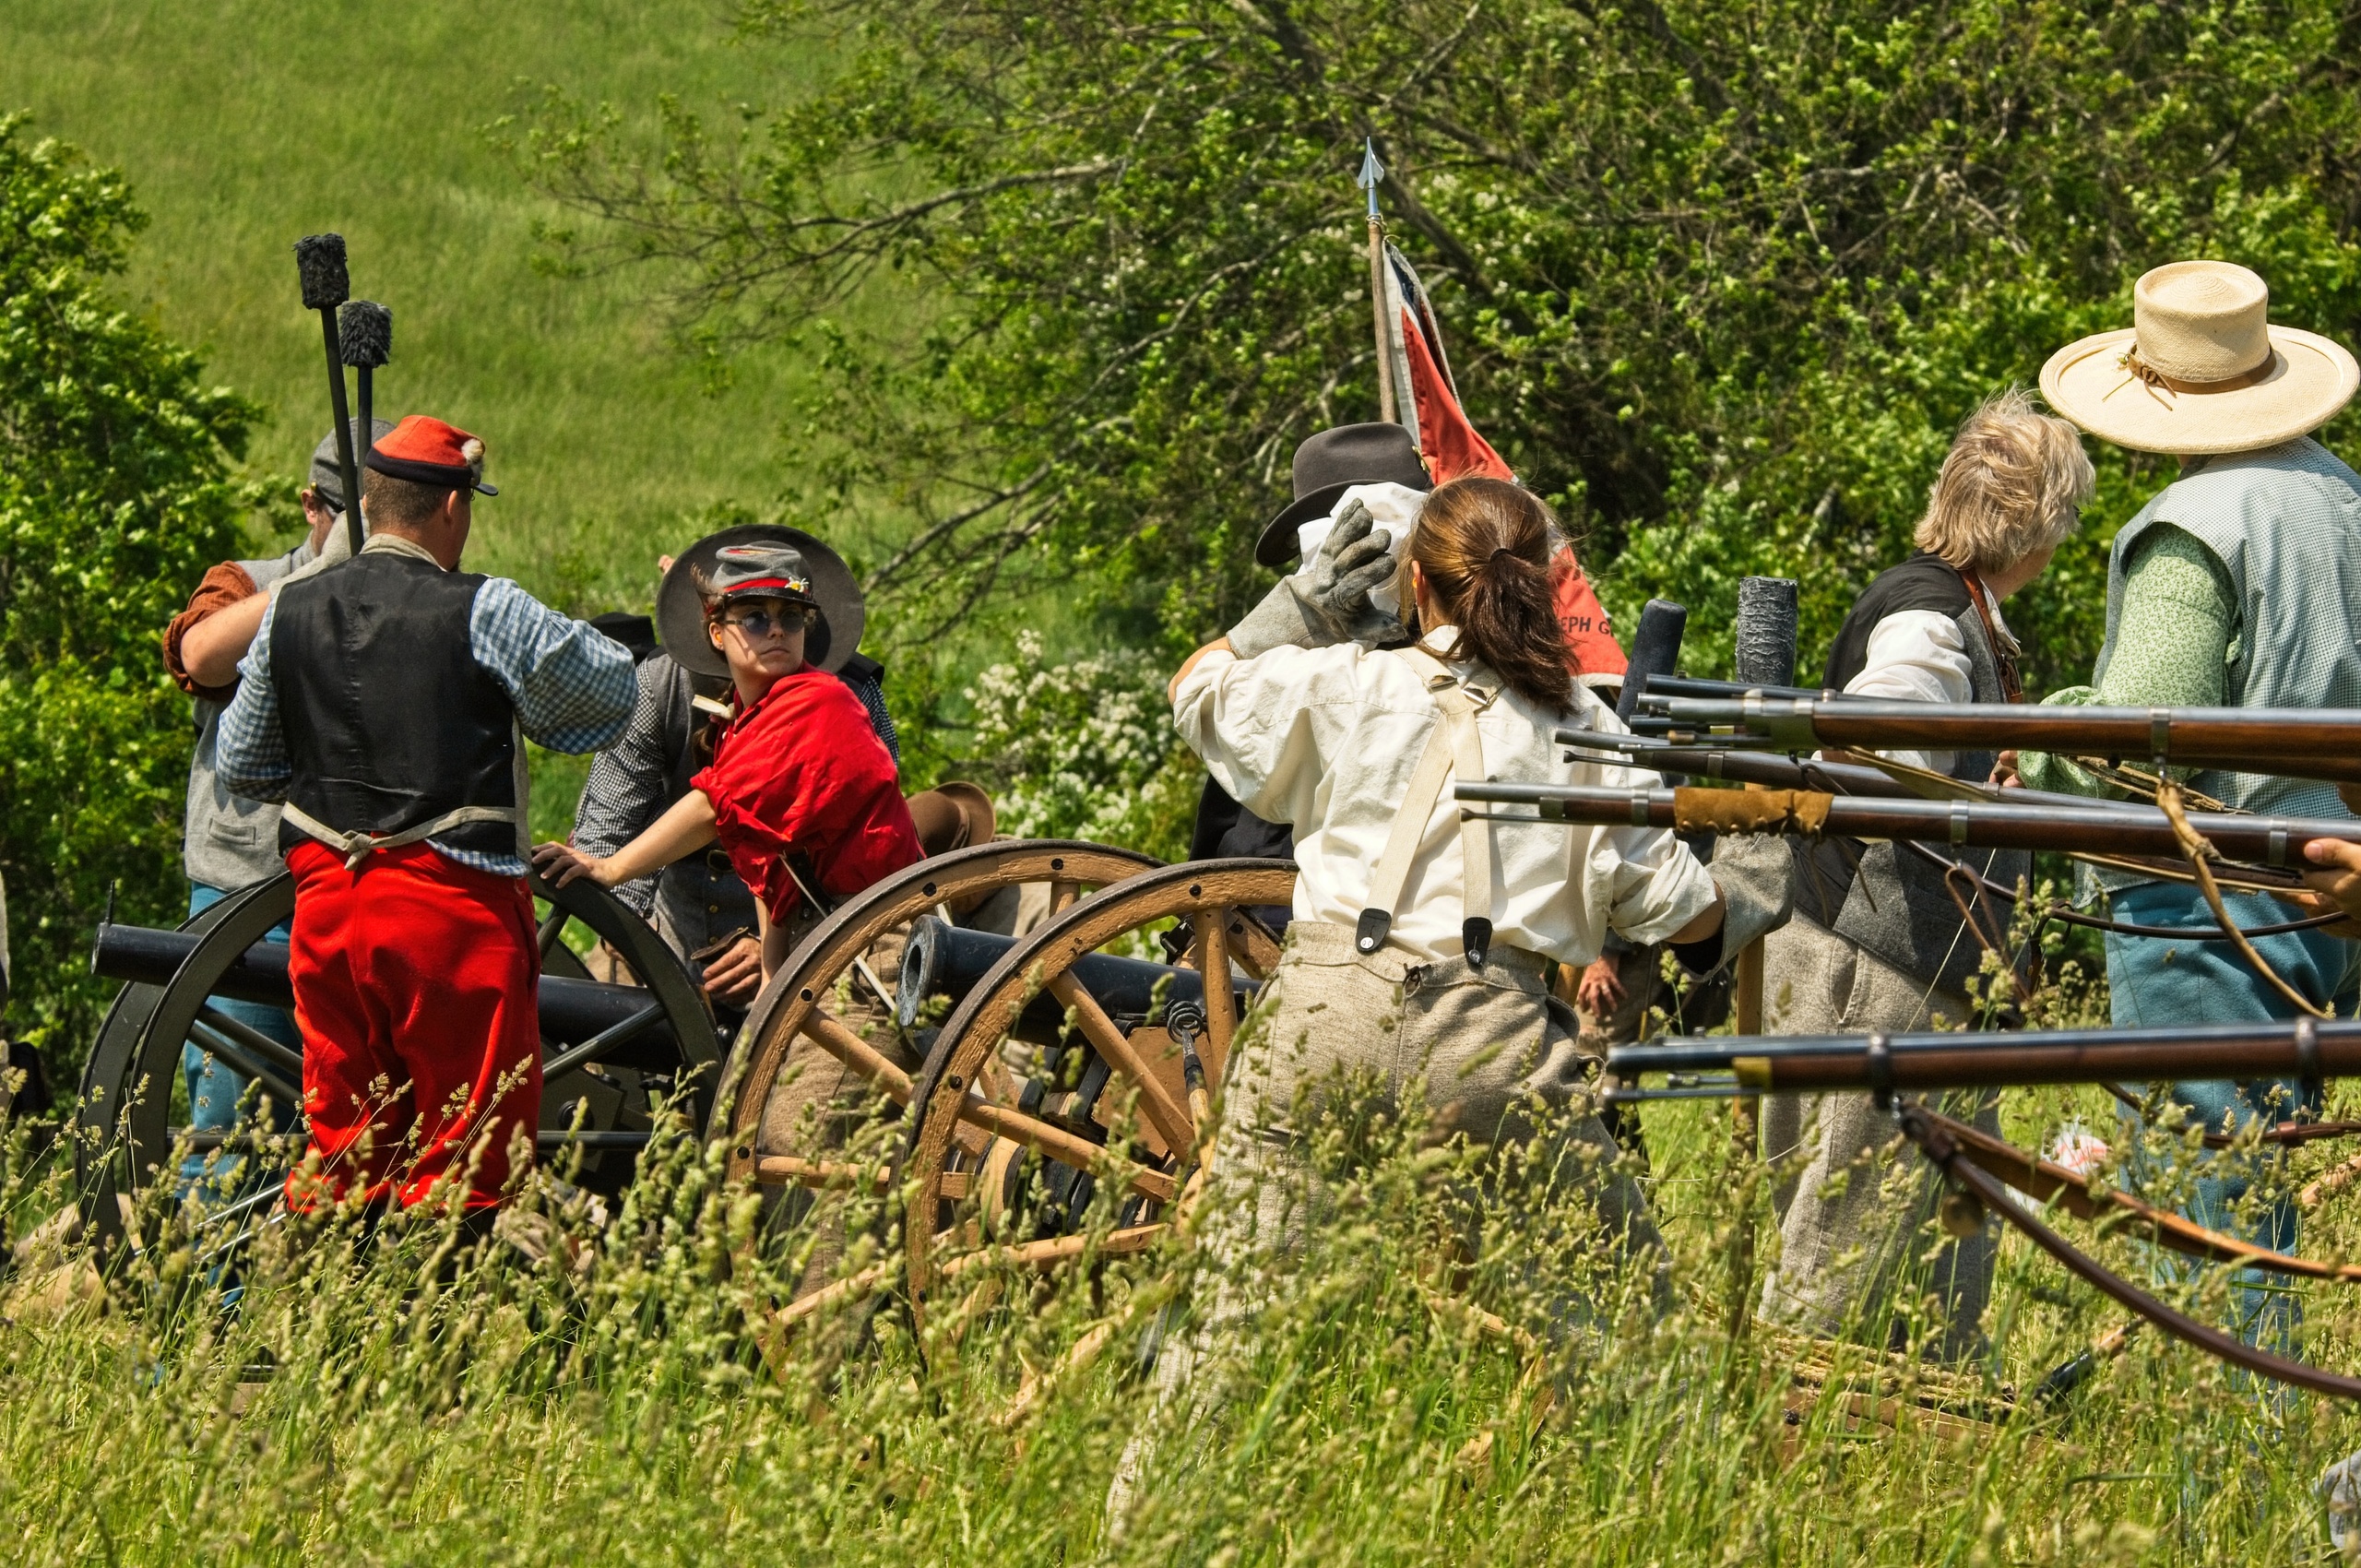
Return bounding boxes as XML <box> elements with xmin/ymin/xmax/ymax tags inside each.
<box><xmin>1368</xmin><ymin>217</ymin><xmax>1396</xmax><ymax>424</ymax></box>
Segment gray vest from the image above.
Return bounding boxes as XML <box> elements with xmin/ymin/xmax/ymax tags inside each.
<box><xmin>2095</xmin><ymin>437</ymin><xmax>2361</xmax><ymax>823</ymax></box>
<box><xmin>183</xmin><ymin>542</ymin><xmax>313</xmax><ymax>891</ymax></box>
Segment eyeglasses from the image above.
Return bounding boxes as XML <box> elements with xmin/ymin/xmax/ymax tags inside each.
<box><xmin>718</xmin><ymin>605</ymin><xmax>813</xmax><ymax>640</ymax></box>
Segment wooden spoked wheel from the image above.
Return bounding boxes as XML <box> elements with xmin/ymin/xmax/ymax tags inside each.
<box><xmin>75</xmin><ymin>870</ymin><xmax>718</xmax><ymax>1256</ymax></box>
<box><xmin>898</xmin><ymin>858</ymin><xmax>1297</xmax><ymax>1327</ymax></box>
<box><xmin>712</xmin><ymin>839</ymin><xmax>1159</xmax><ymax>1201</ymax></box>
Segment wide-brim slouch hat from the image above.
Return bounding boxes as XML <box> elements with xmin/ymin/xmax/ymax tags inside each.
<box><xmin>1255</xmin><ymin>422</ymin><xmax>1432</xmax><ymax>567</ymax></box>
<box><xmin>2042</xmin><ymin>260</ymin><xmax>2358</xmax><ymax>455</ymax></box>
<box><xmin>657</xmin><ymin>523</ymin><xmax>865</xmax><ymax>677</ymax></box>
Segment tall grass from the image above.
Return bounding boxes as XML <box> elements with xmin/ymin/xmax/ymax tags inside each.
<box><xmin>0</xmin><ymin>0</ymin><xmax>860</xmax><ymax>615</ymax></box>
<box><xmin>9</xmin><ymin>1047</ymin><xmax>2361</xmax><ymax>1563</ymax></box>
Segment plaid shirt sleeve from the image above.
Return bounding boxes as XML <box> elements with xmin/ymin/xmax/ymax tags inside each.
<box><xmin>469</xmin><ymin>578</ymin><xmax>638</xmax><ymax>754</ymax></box>
<box><xmin>572</xmin><ymin>657</ymin><xmax>674</xmax><ymax>915</ymax></box>
<box><xmin>843</xmin><ymin>667</ymin><xmax>901</xmax><ymax>767</ymax></box>
<box><xmin>215</xmin><ymin>593</ymin><xmax>292</xmax><ymax>802</ymax></box>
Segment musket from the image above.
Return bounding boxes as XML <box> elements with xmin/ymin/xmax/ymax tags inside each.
<box><xmin>1604</xmin><ymin>1016</ymin><xmax>2355</xmax><ymax>1096</ymax></box>
<box><xmin>1553</xmin><ymin>724</ymin><xmax>2160</xmax><ymax>815</ymax></box>
<box><xmin>1641</xmin><ymin>695</ymin><xmax>2361</xmax><ymax>788</ymax></box>
<box><xmin>1457</xmin><ymin>779</ymin><xmax>2354</xmax><ymax>881</ymax></box>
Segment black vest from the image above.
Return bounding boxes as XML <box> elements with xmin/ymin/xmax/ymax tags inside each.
<box><xmin>270</xmin><ymin>552</ymin><xmax>520</xmax><ymax>861</ymax></box>
<box><xmin>1792</xmin><ymin>552</ymin><xmax>2027</xmax><ymax>996</ymax></box>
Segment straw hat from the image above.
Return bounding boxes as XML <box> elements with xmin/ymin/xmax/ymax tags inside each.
<box><xmin>2041</xmin><ymin>261</ymin><xmax>2358</xmax><ymax>455</ymax></box>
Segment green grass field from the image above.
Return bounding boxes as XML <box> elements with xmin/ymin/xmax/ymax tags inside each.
<box><xmin>0</xmin><ymin>0</ymin><xmax>836</xmax><ymax>617</ymax></box>
<box><xmin>9</xmin><ymin>1059</ymin><xmax>2361</xmax><ymax>1564</ymax></box>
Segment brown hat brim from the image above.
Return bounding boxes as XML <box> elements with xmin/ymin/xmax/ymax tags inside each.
<box><xmin>657</xmin><ymin>524</ymin><xmax>865</xmax><ymax>677</ymax></box>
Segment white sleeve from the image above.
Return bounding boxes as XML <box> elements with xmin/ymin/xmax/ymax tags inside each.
<box><xmin>1843</xmin><ymin>610</ymin><xmax>1971</xmax><ymax>774</ymax></box>
<box><xmin>1171</xmin><ymin>642</ymin><xmax>1362</xmax><ymax>828</ymax></box>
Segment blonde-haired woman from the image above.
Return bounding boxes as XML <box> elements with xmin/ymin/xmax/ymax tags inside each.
<box><xmin>1758</xmin><ymin>387</ymin><xmax>2094</xmax><ymax>1359</ymax></box>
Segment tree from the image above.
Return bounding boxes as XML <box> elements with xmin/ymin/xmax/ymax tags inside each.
<box><xmin>0</xmin><ymin>113</ymin><xmax>263</xmax><ymax>1078</ymax></box>
<box><xmin>516</xmin><ymin>0</ymin><xmax>2361</xmax><ymax>689</ymax></box>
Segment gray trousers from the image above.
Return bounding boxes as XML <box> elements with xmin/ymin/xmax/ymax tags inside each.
<box><xmin>1116</xmin><ymin>921</ymin><xmax>1662</xmax><ymax>1514</ymax></box>
<box><xmin>1755</xmin><ymin>917</ymin><xmax>1997</xmax><ymax>1360</ymax></box>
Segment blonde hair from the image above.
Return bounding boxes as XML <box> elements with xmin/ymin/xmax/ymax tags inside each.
<box><xmin>1914</xmin><ymin>387</ymin><xmax>2095</xmax><ymax>573</ymax></box>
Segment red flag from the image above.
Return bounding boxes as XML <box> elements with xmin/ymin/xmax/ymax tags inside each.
<box><xmin>1382</xmin><ymin>242</ymin><xmax>1513</xmax><ymax>484</ymax></box>
<box><xmin>1397</xmin><ymin>313</ymin><xmax>1513</xmax><ymax>485</ymax></box>
<box><xmin>1550</xmin><ymin>550</ymin><xmax>1627</xmax><ymax>678</ymax></box>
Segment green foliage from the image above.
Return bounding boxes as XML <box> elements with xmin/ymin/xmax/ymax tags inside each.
<box><xmin>959</xmin><ymin>629</ymin><xmax>1197</xmax><ymax>859</ymax></box>
<box><xmin>0</xmin><ymin>113</ymin><xmax>263</xmax><ymax>1075</ymax></box>
<box><xmin>519</xmin><ymin>0</ymin><xmax>2361</xmax><ymax>691</ymax></box>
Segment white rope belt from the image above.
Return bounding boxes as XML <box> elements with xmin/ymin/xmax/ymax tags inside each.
<box><xmin>281</xmin><ymin>802</ymin><xmax>523</xmax><ymax>870</ymax></box>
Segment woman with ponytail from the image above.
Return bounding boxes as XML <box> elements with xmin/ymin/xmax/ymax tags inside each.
<box><xmin>1142</xmin><ymin>476</ymin><xmax>1787</xmax><ymax>1443</ymax></box>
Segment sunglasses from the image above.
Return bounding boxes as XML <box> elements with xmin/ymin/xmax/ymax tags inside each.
<box><xmin>717</xmin><ymin>604</ymin><xmax>814</xmax><ymax>640</ymax></box>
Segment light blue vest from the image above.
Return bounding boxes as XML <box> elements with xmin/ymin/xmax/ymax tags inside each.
<box><xmin>2094</xmin><ymin>437</ymin><xmax>2361</xmax><ymax>822</ymax></box>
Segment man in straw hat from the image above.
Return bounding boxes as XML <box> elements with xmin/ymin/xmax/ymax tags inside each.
<box><xmin>217</xmin><ymin>415</ymin><xmax>639</xmax><ymax>1218</ymax></box>
<box><xmin>2020</xmin><ymin>259</ymin><xmax>2361</xmax><ymax>1349</ymax></box>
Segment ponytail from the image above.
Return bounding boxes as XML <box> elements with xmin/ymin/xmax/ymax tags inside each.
<box><xmin>1402</xmin><ymin>478</ymin><xmax>1574</xmax><ymax>714</ymax></box>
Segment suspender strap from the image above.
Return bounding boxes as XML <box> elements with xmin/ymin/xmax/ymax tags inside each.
<box><xmin>1352</xmin><ymin>647</ymin><xmax>1498</xmax><ymax>966</ymax></box>
<box><xmin>281</xmin><ymin>802</ymin><xmax>525</xmax><ymax>871</ymax></box>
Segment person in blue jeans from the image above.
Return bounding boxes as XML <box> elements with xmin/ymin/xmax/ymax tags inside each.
<box><xmin>161</xmin><ymin>424</ymin><xmax>383</xmax><ymax>1198</ymax></box>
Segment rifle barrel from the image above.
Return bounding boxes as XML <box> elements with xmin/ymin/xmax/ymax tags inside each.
<box><xmin>1657</xmin><ymin>697</ymin><xmax>2361</xmax><ymax>784</ymax></box>
<box><xmin>1608</xmin><ymin>1018</ymin><xmax>2361</xmax><ymax>1092</ymax></box>
<box><xmin>1455</xmin><ymin>781</ymin><xmax>2357</xmax><ymax>865</ymax></box>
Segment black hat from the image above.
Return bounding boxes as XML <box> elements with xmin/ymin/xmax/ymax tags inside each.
<box><xmin>1253</xmin><ymin>423</ymin><xmax>1431</xmax><ymax>568</ymax></box>
<box><xmin>588</xmin><ymin>612</ymin><xmax>658</xmax><ymax>663</ymax></box>
<box><xmin>656</xmin><ymin>523</ymin><xmax>865</xmax><ymax>677</ymax></box>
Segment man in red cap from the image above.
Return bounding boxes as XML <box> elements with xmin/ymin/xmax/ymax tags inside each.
<box><xmin>217</xmin><ymin>415</ymin><xmax>637</xmax><ymax>1215</ymax></box>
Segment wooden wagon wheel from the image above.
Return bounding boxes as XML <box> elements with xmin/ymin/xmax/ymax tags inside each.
<box><xmin>76</xmin><ymin>869</ymin><xmax>718</xmax><ymax>1258</ymax></box>
<box><xmin>712</xmin><ymin>838</ymin><xmax>1159</xmax><ymax>1200</ymax></box>
<box><xmin>896</xmin><ymin>858</ymin><xmax>1297</xmax><ymax>1330</ymax></box>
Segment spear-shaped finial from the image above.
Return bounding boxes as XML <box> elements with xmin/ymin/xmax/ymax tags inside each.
<box><xmin>1356</xmin><ymin>139</ymin><xmax>1396</xmax><ymax>423</ymax></box>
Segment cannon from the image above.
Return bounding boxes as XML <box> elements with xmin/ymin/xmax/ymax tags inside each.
<box><xmin>892</xmin><ymin>915</ymin><xmax>1253</xmax><ymax>1035</ymax></box>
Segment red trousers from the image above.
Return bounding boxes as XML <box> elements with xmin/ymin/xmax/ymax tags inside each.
<box><xmin>283</xmin><ymin>839</ymin><xmax>541</xmax><ymax>1211</ymax></box>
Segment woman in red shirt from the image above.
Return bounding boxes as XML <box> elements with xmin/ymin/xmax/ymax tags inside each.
<box><xmin>533</xmin><ymin>543</ymin><xmax>921</xmax><ymax>978</ymax></box>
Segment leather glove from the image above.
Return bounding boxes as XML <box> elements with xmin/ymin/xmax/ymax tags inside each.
<box><xmin>1296</xmin><ymin>499</ymin><xmax>1405</xmax><ymax>647</ymax></box>
<box><xmin>1225</xmin><ymin>500</ymin><xmax>1402</xmax><ymax>659</ymax></box>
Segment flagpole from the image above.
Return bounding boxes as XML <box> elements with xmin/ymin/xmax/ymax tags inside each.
<box><xmin>1358</xmin><ymin>141</ymin><xmax>1396</xmax><ymax>425</ymax></box>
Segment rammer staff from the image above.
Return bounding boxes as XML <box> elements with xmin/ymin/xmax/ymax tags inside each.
<box><xmin>293</xmin><ymin>233</ymin><xmax>365</xmax><ymax>557</ymax></box>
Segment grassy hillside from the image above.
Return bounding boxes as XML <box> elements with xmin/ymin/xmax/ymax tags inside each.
<box><xmin>0</xmin><ymin>0</ymin><xmax>830</xmax><ymax>617</ymax></box>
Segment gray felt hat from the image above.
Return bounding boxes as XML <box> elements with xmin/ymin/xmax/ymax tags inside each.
<box><xmin>656</xmin><ymin>524</ymin><xmax>865</xmax><ymax>678</ymax></box>
<box><xmin>309</xmin><ymin>418</ymin><xmax>397</xmax><ymax>513</ymax></box>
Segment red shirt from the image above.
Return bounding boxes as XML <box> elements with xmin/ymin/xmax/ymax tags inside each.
<box><xmin>691</xmin><ymin>666</ymin><xmax>922</xmax><ymax>921</ymax></box>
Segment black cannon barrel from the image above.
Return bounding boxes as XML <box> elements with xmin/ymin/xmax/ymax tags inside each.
<box><xmin>1608</xmin><ymin>1018</ymin><xmax>2361</xmax><ymax>1094</ymax></box>
<box><xmin>92</xmin><ymin>923</ymin><xmax>674</xmax><ymax>1051</ymax></box>
<box><xmin>897</xmin><ymin>917</ymin><xmax>1241</xmax><ymax>1032</ymax></box>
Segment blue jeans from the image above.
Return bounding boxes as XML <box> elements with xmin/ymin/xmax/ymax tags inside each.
<box><xmin>2106</xmin><ymin>882</ymin><xmax>2359</xmax><ymax>1352</ymax></box>
<box><xmin>180</xmin><ymin>882</ymin><xmax>299</xmax><ymax>1201</ymax></box>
